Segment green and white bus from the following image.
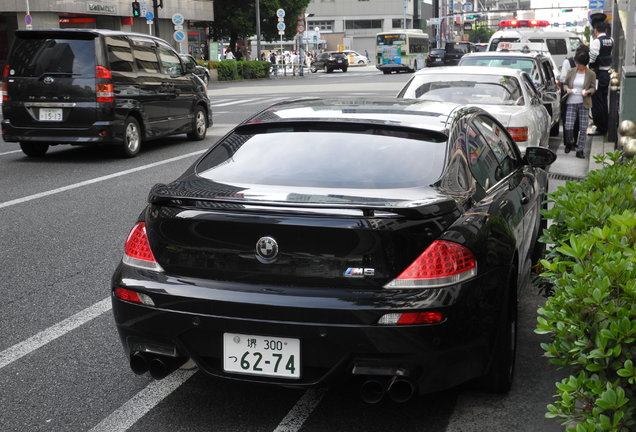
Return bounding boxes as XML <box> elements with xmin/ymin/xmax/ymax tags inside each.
<box><xmin>376</xmin><ymin>30</ymin><xmax>429</xmax><ymax>74</ymax></box>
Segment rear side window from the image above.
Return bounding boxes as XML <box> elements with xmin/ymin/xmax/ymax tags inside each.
<box><xmin>106</xmin><ymin>37</ymin><xmax>134</xmax><ymax>72</ymax></box>
<box><xmin>130</xmin><ymin>38</ymin><xmax>160</xmax><ymax>73</ymax></box>
<box><xmin>9</xmin><ymin>37</ymin><xmax>95</xmax><ymax>77</ymax></box>
<box><xmin>196</xmin><ymin>128</ymin><xmax>446</xmax><ymax>190</ymax></box>
<box><xmin>545</xmin><ymin>39</ymin><xmax>567</xmax><ymax>55</ymax></box>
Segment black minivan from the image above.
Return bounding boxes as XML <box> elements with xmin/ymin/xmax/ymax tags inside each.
<box><xmin>1</xmin><ymin>29</ymin><xmax>212</xmax><ymax>157</ymax></box>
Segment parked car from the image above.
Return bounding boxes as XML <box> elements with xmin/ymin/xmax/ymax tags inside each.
<box><xmin>343</xmin><ymin>50</ymin><xmax>369</xmax><ymax>66</ymax></box>
<box><xmin>425</xmin><ymin>48</ymin><xmax>448</xmax><ymax>67</ymax></box>
<box><xmin>111</xmin><ymin>97</ymin><xmax>556</xmax><ymax>403</ymax></box>
<box><xmin>310</xmin><ymin>51</ymin><xmax>349</xmax><ymax>73</ymax></box>
<box><xmin>459</xmin><ymin>50</ymin><xmax>561</xmax><ymax>136</ymax></box>
<box><xmin>474</xmin><ymin>43</ymin><xmax>488</xmax><ymax>52</ymax></box>
<box><xmin>397</xmin><ymin>66</ymin><xmax>552</xmax><ymax>152</ymax></box>
<box><xmin>443</xmin><ymin>41</ymin><xmax>475</xmax><ymax>65</ymax></box>
<box><xmin>179</xmin><ymin>53</ymin><xmax>210</xmax><ymax>85</ymax></box>
<box><xmin>1</xmin><ymin>29</ymin><xmax>212</xmax><ymax>157</ymax></box>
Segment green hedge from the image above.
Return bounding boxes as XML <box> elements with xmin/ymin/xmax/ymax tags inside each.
<box><xmin>536</xmin><ymin>152</ymin><xmax>636</xmax><ymax>432</ymax></box>
<box><xmin>196</xmin><ymin>60</ymin><xmax>271</xmax><ymax>81</ymax></box>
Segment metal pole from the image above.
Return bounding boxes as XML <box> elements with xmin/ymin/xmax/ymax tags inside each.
<box><xmin>25</xmin><ymin>0</ymin><xmax>30</xmax><ymax>15</ymax></box>
<box><xmin>256</xmin><ymin>0</ymin><xmax>262</xmax><ymax>61</ymax></box>
<box><xmin>627</xmin><ymin>0</ymin><xmax>635</xmax><ymax>67</ymax></box>
<box><xmin>153</xmin><ymin>0</ymin><xmax>160</xmax><ymax>38</ymax></box>
<box><xmin>403</xmin><ymin>0</ymin><xmax>408</xmax><ymax>29</ymax></box>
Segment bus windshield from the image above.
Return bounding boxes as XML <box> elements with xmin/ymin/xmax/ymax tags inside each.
<box><xmin>377</xmin><ymin>34</ymin><xmax>406</xmax><ymax>45</ymax></box>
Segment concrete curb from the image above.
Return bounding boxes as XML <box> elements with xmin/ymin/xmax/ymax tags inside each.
<box><xmin>588</xmin><ymin>135</ymin><xmax>616</xmax><ymax>172</ymax></box>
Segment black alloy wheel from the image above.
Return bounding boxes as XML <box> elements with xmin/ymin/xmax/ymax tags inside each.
<box><xmin>187</xmin><ymin>105</ymin><xmax>207</xmax><ymax>141</ymax></box>
<box><xmin>19</xmin><ymin>142</ymin><xmax>49</xmax><ymax>157</ymax></box>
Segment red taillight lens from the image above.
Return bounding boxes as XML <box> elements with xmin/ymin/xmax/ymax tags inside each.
<box><xmin>122</xmin><ymin>222</ymin><xmax>164</xmax><ymax>272</ymax></box>
<box><xmin>114</xmin><ymin>287</ymin><xmax>155</xmax><ymax>306</ymax></box>
<box><xmin>507</xmin><ymin>127</ymin><xmax>529</xmax><ymax>142</ymax></box>
<box><xmin>378</xmin><ymin>312</ymin><xmax>445</xmax><ymax>325</ymax></box>
<box><xmin>2</xmin><ymin>64</ymin><xmax>9</xmax><ymax>102</ymax></box>
<box><xmin>384</xmin><ymin>240</ymin><xmax>476</xmax><ymax>289</ymax></box>
<box><xmin>95</xmin><ymin>66</ymin><xmax>114</xmax><ymax>103</ymax></box>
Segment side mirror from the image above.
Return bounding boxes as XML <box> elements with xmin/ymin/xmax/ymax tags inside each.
<box><xmin>185</xmin><ymin>62</ymin><xmax>196</xmax><ymax>74</ymax></box>
<box><xmin>525</xmin><ymin>146</ymin><xmax>557</xmax><ymax>168</ymax></box>
<box><xmin>542</xmin><ymin>92</ymin><xmax>558</xmax><ymax>103</ymax></box>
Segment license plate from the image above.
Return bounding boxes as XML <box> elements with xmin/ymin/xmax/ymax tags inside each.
<box><xmin>436</xmin><ymin>58</ymin><xmax>442</xmax><ymax>62</ymax></box>
<box><xmin>39</xmin><ymin>108</ymin><xmax>63</xmax><ymax>121</ymax></box>
<box><xmin>223</xmin><ymin>333</ymin><xmax>300</xmax><ymax>378</ymax></box>
<box><xmin>337</xmin><ymin>59</ymin><xmax>342</xmax><ymax>63</ymax></box>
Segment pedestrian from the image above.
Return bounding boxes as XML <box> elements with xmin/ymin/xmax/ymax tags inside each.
<box><xmin>364</xmin><ymin>49</ymin><xmax>369</xmax><ymax>59</ymax></box>
<box><xmin>563</xmin><ymin>50</ymin><xmax>596</xmax><ymax>159</ymax></box>
<box><xmin>588</xmin><ymin>21</ymin><xmax>613</xmax><ymax>136</ymax></box>
<box><xmin>225</xmin><ymin>48</ymin><xmax>235</xmax><ymax>60</ymax></box>
<box><xmin>559</xmin><ymin>45</ymin><xmax>590</xmax><ymax>152</ymax></box>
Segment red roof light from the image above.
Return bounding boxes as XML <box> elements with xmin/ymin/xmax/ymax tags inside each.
<box><xmin>499</xmin><ymin>19</ymin><xmax>550</xmax><ymax>28</ymax></box>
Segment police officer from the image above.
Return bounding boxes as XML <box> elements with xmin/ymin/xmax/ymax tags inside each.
<box><xmin>588</xmin><ymin>21</ymin><xmax>613</xmax><ymax>136</ymax></box>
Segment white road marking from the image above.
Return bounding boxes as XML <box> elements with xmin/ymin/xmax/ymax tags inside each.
<box><xmin>0</xmin><ymin>150</ymin><xmax>22</xmax><ymax>156</ymax></box>
<box><xmin>213</xmin><ymin>98</ymin><xmax>258</xmax><ymax>107</ymax></box>
<box><xmin>272</xmin><ymin>388</ymin><xmax>328</xmax><ymax>432</ymax></box>
<box><xmin>88</xmin><ymin>370</ymin><xmax>197</xmax><ymax>432</ymax></box>
<box><xmin>0</xmin><ymin>297</ymin><xmax>112</xmax><ymax>369</ymax></box>
<box><xmin>0</xmin><ymin>150</ymin><xmax>205</xmax><ymax>210</ymax></box>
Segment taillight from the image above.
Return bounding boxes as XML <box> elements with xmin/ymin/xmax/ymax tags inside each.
<box><xmin>2</xmin><ymin>64</ymin><xmax>9</xmax><ymax>102</ymax></box>
<box><xmin>114</xmin><ymin>287</ymin><xmax>155</xmax><ymax>306</ymax></box>
<box><xmin>378</xmin><ymin>312</ymin><xmax>445</xmax><ymax>325</ymax></box>
<box><xmin>507</xmin><ymin>127</ymin><xmax>529</xmax><ymax>142</ymax></box>
<box><xmin>95</xmin><ymin>66</ymin><xmax>114</xmax><ymax>103</ymax></box>
<box><xmin>122</xmin><ymin>222</ymin><xmax>164</xmax><ymax>272</ymax></box>
<box><xmin>384</xmin><ymin>240</ymin><xmax>476</xmax><ymax>289</ymax></box>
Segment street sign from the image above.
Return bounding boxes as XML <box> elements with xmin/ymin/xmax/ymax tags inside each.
<box><xmin>463</xmin><ymin>2</ymin><xmax>473</xmax><ymax>12</ymax></box>
<box><xmin>277</xmin><ymin>22</ymin><xmax>286</xmax><ymax>31</ymax></box>
<box><xmin>297</xmin><ymin>24</ymin><xmax>305</xmax><ymax>33</ymax></box>
<box><xmin>172</xmin><ymin>13</ymin><xmax>184</xmax><ymax>25</ymax></box>
<box><xmin>145</xmin><ymin>11</ymin><xmax>154</xmax><ymax>21</ymax></box>
<box><xmin>174</xmin><ymin>25</ymin><xmax>183</xmax><ymax>30</ymax></box>
<box><xmin>278</xmin><ymin>30</ymin><xmax>285</xmax><ymax>36</ymax></box>
<box><xmin>173</xmin><ymin>31</ymin><xmax>186</xmax><ymax>42</ymax></box>
<box><xmin>276</xmin><ymin>8</ymin><xmax>285</xmax><ymax>18</ymax></box>
<box><xmin>25</xmin><ymin>14</ymin><xmax>32</xmax><ymax>25</ymax></box>
<box><xmin>278</xmin><ymin>17</ymin><xmax>284</xmax><ymax>23</ymax></box>
<box><xmin>26</xmin><ymin>24</ymin><xmax>33</xmax><ymax>30</ymax></box>
<box><xmin>588</xmin><ymin>0</ymin><xmax>604</xmax><ymax>9</ymax></box>
<box><xmin>430</xmin><ymin>17</ymin><xmax>440</xmax><ymax>25</ymax></box>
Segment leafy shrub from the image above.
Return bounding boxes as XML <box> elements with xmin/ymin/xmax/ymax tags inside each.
<box><xmin>216</xmin><ymin>60</ymin><xmax>239</xmax><ymax>81</ymax></box>
<box><xmin>206</xmin><ymin>60</ymin><xmax>270</xmax><ymax>81</ymax></box>
<box><xmin>536</xmin><ymin>152</ymin><xmax>636</xmax><ymax>431</ymax></box>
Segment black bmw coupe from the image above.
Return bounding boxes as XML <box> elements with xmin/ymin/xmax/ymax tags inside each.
<box><xmin>111</xmin><ymin>98</ymin><xmax>556</xmax><ymax>403</ymax></box>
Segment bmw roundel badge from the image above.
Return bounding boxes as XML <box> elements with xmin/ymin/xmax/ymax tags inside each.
<box><xmin>255</xmin><ymin>236</ymin><xmax>278</xmax><ymax>263</ymax></box>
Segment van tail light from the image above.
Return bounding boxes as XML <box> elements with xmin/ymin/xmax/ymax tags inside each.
<box><xmin>507</xmin><ymin>127</ymin><xmax>529</xmax><ymax>142</ymax></box>
<box><xmin>122</xmin><ymin>222</ymin><xmax>164</xmax><ymax>272</ymax></box>
<box><xmin>384</xmin><ymin>240</ymin><xmax>476</xmax><ymax>289</ymax></box>
<box><xmin>2</xmin><ymin>64</ymin><xmax>9</xmax><ymax>102</ymax></box>
<box><xmin>95</xmin><ymin>66</ymin><xmax>114</xmax><ymax>103</ymax></box>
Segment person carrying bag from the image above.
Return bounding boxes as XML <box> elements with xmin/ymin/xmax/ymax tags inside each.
<box><xmin>563</xmin><ymin>50</ymin><xmax>596</xmax><ymax>159</ymax></box>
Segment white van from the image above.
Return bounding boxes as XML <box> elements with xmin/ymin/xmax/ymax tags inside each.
<box><xmin>488</xmin><ymin>20</ymin><xmax>584</xmax><ymax>67</ymax></box>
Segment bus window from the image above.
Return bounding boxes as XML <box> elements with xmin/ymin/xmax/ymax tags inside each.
<box><xmin>377</xmin><ymin>34</ymin><xmax>406</xmax><ymax>45</ymax></box>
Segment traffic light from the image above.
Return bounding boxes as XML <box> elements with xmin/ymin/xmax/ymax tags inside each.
<box><xmin>561</xmin><ymin>9</ymin><xmax>573</xmax><ymax>12</ymax></box>
<box><xmin>131</xmin><ymin>1</ymin><xmax>141</xmax><ymax>17</ymax></box>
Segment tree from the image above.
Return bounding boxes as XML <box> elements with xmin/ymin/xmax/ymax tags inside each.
<box><xmin>466</xmin><ymin>25</ymin><xmax>494</xmax><ymax>44</ymax></box>
<box><xmin>210</xmin><ymin>0</ymin><xmax>311</xmax><ymax>53</ymax></box>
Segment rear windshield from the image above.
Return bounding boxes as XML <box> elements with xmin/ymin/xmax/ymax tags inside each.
<box><xmin>197</xmin><ymin>128</ymin><xmax>446</xmax><ymax>189</ymax></box>
<box><xmin>460</xmin><ymin>56</ymin><xmax>539</xmax><ymax>80</ymax></box>
<box><xmin>9</xmin><ymin>37</ymin><xmax>95</xmax><ymax>77</ymax></box>
<box><xmin>488</xmin><ymin>37</ymin><xmax>519</xmax><ymax>51</ymax></box>
<box><xmin>445</xmin><ymin>42</ymin><xmax>470</xmax><ymax>54</ymax></box>
<box><xmin>401</xmin><ymin>74</ymin><xmax>523</xmax><ymax>105</ymax></box>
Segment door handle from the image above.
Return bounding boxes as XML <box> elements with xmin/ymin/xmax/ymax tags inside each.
<box><xmin>520</xmin><ymin>194</ymin><xmax>530</xmax><ymax>205</ymax></box>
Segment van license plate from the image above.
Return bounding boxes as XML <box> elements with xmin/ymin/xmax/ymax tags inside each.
<box><xmin>223</xmin><ymin>333</ymin><xmax>300</xmax><ymax>378</ymax></box>
<box><xmin>39</xmin><ymin>108</ymin><xmax>63</xmax><ymax>122</ymax></box>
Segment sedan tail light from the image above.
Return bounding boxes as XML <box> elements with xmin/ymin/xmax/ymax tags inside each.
<box><xmin>378</xmin><ymin>312</ymin><xmax>445</xmax><ymax>325</ymax></box>
<box><xmin>384</xmin><ymin>240</ymin><xmax>476</xmax><ymax>289</ymax></box>
<box><xmin>2</xmin><ymin>64</ymin><xmax>9</xmax><ymax>102</ymax></box>
<box><xmin>114</xmin><ymin>287</ymin><xmax>155</xmax><ymax>306</ymax></box>
<box><xmin>122</xmin><ymin>222</ymin><xmax>164</xmax><ymax>272</ymax></box>
<box><xmin>96</xmin><ymin>65</ymin><xmax>114</xmax><ymax>103</ymax></box>
<box><xmin>507</xmin><ymin>127</ymin><xmax>529</xmax><ymax>142</ymax></box>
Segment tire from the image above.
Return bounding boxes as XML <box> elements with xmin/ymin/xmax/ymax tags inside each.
<box><xmin>382</xmin><ymin>70</ymin><xmax>390</xmax><ymax>75</ymax></box>
<box><xmin>342</xmin><ymin>67</ymin><xmax>348</xmax><ymax>73</ymax></box>
<box><xmin>19</xmin><ymin>142</ymin><xmax>49</xmax><ymax>157</ymax></box>
<box><xmin>120</xmin><ymin>117</ymin><xmax>141</xmax><ymax>158</ymax></box>
<box><xmin>480</xmin><ymin>269</ymin><xmax>518</xmax><ymax>393</ymax></box>
<box><xmin>550</xmin><ymin>119</ymin><xmax>560</xmax><ymax>137</ymax></box>
<box><xmin>187</xmin><ymin>105</ymin><xmax>207</xmax><ymax>141</ymax></box>
<box><xmin>310</xmin><ymin>66</ymin><xmax>317</xmax><ymax>73</ymax></box>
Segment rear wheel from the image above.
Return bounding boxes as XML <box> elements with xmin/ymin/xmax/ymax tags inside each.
<box><xmin>187</xmin><ymin>105</ymin><xmax>207</xmax><ymax>141</ymax></box>
<box><xmin>342</xmin><ymin>67</ymin><xmax>348</xmax><ymax>73</ymax></box>
<box><xmin>382</xmin><ymin>70</ymin><xmax>390</xmax><ymax>75</ymax></box>
<box><xmin>19</xmin><ymin>142</ymin><xmax>49</xmax><ymax>157</ymax></box>
<box><xmin>120</xmin><ymin>117</ymin><xmax>141</xmax><ymax>158</ymax></box>
<box><xmin>310</xmin><ymin>66</ymin><xmax>317</xmax><ymax>73</ymax></box>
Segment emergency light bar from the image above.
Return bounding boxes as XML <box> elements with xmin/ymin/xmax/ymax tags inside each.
<box><xmin>498</xmin><ymin>19</ymin><xmax>550</xmax><ymax>28</ymax></box>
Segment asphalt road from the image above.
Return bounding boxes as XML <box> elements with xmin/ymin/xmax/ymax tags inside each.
<box><xmin>1</xmin><ymin>65</ymin><xmax>567</xmax><ymax>432</ymax></box>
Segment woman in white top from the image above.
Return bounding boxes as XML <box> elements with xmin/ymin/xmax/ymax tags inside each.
<box><xmin>563</xmin><ymin>51</ymin><xmax>596</xmax><ymax>159</ymax></box>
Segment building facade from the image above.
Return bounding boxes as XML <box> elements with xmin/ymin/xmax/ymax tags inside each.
<box><xmin>0</xmin><ymin>0</ymin><xmax>214</xmax><ymax>67</ymax></box>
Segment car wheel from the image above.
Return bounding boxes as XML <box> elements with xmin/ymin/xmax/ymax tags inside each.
<box><xmin>120</xmin><ymin>117</ymin><xmax>141</xmax><ymax>158</ymax></box>
<box><xmin>480</xmin><ymin>269</ymin><xmax>518</xmax><ymax>393</ymax></box>
<box><xmin>310</xmin><ymin>66</ymin><xmax>317</xmax><ymax>73</ymax></box>
<box><xmin>358</xmin><ymin>60</ymin><xmax>365</xmax><ymax>65</ymax></box>
<box><xmin>19</xmin><ymin>142</ymin><xmax>49</xmax><ymax>157</ymax></box>
<box><xmin>342</xmin><ymin>67</ymin><xmax>348</xmax><ymax>73</ymax></box>
<box><xmin>550</xmin><ymin>119</ymin><xmax>560</xmax><ymax>137</ymax></box>
<box><xmin>382</xmin><ymin>70</ymin><xmax>390</xmax><ymax>75</ymax></box>
<box><xmin>187</xmin><ymin>105</ymin><xmax>207</xmax><ymax>141</ymax></box>
<box><xmin>203</xmin><ymin>73</ymin><xmax>209</xmax><ymax>86</ymax></box>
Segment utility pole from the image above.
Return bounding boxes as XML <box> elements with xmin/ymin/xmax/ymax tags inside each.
<box><xmin>153</xmin><ymin>0</ymin><xmax>163</xmax><ymax>38</ymax></box>
<box><xmin>256</xmin><ymin>0</ymin><xmax>261</xmax><ymax>60</ymax></box>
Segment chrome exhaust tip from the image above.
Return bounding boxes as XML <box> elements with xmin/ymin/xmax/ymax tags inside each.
<box><xmin>130</xmin><ymin>352</ymin><xmax>149</xmax><ymax>375</ymax></box>
<box><xmin>387</xmin><ymin>378</ymin><xmax>416</xmax><ymax>403</ymax></box>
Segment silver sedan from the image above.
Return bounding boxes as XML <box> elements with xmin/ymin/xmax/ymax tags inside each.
<box><xmin>397</xmin><ymin>66</ymin><xmax>551</xmax><ymax>152</ymax></box>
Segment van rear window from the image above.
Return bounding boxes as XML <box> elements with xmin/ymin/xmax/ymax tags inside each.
<box><xmin>10</xmin><ymin>37</ymin><xmax>95</xmax><ymax>77</ymax></box>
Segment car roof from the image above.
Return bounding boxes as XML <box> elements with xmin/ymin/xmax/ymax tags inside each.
<box><xmin>15</xmin><ymin>28</ymin><xmax>167</xmax><ymax>43</ymax></box>
<box><xmin>414</xmin><ymin>65</ymin><xmax>526</xmax><ymax>78</ymax></box>
<box><xmin>462</xmin><ymin>51</ymin><xmax>546</xmax><ymax>60</ymax></box>
<box><xmin>245</xmin><ymin>98</ymin><xmax>479</xmax><ymax>134</ymax></box>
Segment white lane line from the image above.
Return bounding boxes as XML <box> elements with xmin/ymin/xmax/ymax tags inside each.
<box><xmin>0</xmin><ymin>150</ymin><xmax>205</xmax><ymax>210</ymax></box>
<box><xmin>213</xmin><ymin>98</ymin><xmax>258</xmax><ymax>107</ymax></box>
<box><xmin>272</xmin><ymin>388</ymin><xmax>327</xmax><ymax>432</ymax></box>
<box><xmin>0</xmin><ymin>297</ymin><xmax>112</xmax><ymax>369</ymax></box>
<box><xmin>0</xmin><ymin>150</ymin><xmax>22</xmax><ymax>156</ymax></box>
<box><xmin>88</xmin><ymin>369</ymin><xmax>196</xmax><ymax>432</ymax></box>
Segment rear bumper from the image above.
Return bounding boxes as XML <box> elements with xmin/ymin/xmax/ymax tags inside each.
<box><xmin>1</xmin><ymin>118</ymin><xmax>123</xmax><ymax>145</ymax></box>
<box><xmin>111</xmin><ymin>264</ymin><xmax>503</xmax><ymax>393</ymax></box>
